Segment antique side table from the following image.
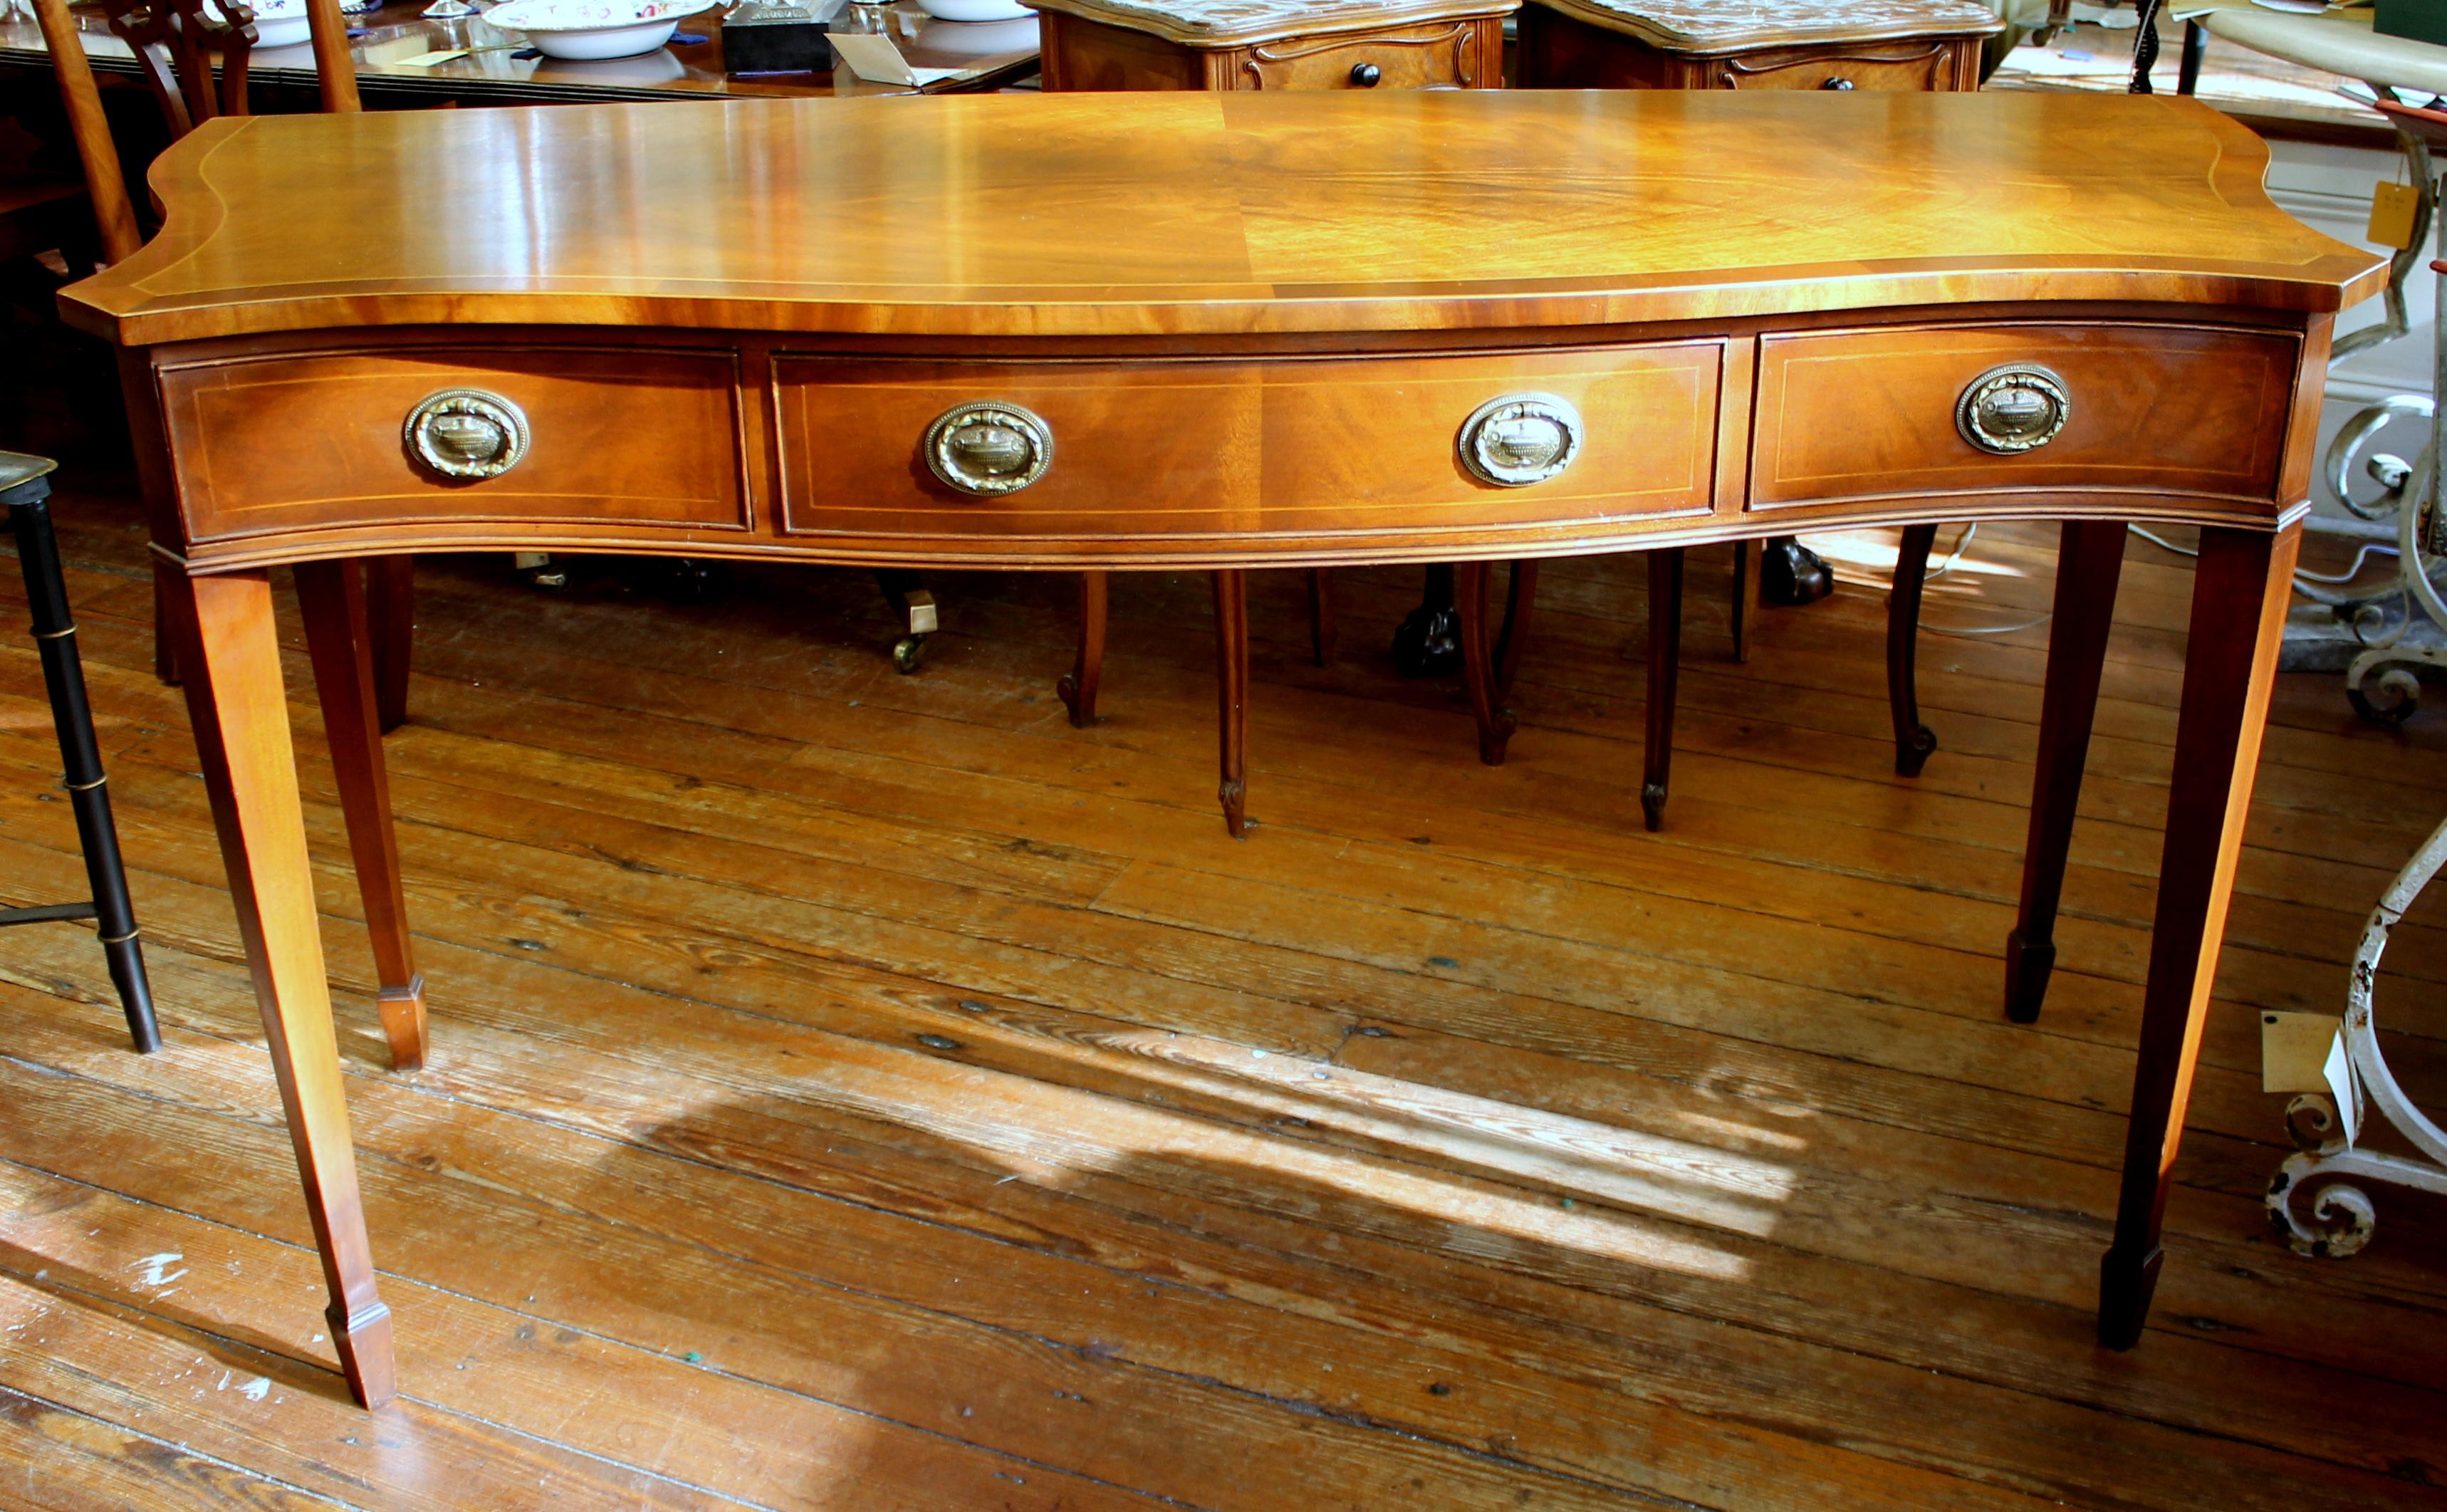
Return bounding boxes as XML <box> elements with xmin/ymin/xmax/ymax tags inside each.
<box><xmin>1032</xmin><ymin>0</ymin><xmax>1508</xmax><ymax>90</ymax></box>
<box><xmin>55</xmin><ymin>90</ymin><xmax>2379</xmax><ymax>1409</ymax></box>
<box><xmin>1518</xmin><ymin>0</ymin><xmax>1999</xmax><ymax>92</ymax></box>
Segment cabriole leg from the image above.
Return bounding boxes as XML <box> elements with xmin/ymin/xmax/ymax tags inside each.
<box><xmin>1305</xmin><ymin>568</ymin><xmax>1336</xmax><ymax>667</ymax></box>
<box><xmin>1888</xmin><ymin>522</ymin><xmax>1939</xmax><ymax>778</ymax></box>
<box><xmin>1642</xmin><ymin>548</ymin><xmax>1684</xmax><ymax>833</ymax></box>
<box><xmin>162</xmin><ymin>566</ymin><xmax>395</xmax><ymax>1407</ymax></box>
<box><xmin>1211</xmin><ymin>569</ymin><xmax>1248</xmax><ymax>838</ymax></box>
<box><xmin>2005</xmin><ymin>521</ymin><xmax>2128</xmax><ymax>1024</ymax></box>
<box><xmin>1455</xmin><ymin>561</ymin><xmax>1517</xmax><ymax>766</ymax></box>
<box><xmin>1729</xmin><ymin>539</ymin><xmax>1756</xmax><ymax>664</ymax></box>
<box><xmin>1495</xmin><ymin>559</ymin><xmax>1538</xmax><ymax>699</ymax></box>
<box><xmin>1058</xmin><ymin>570</ymin><xmax>1106</xmax><ymax>727</ymax></box>
<box><xmin>2099</xmin><ymin>522</ymin><xmax>2298</xmax><ymax>1349</ymax></box>
<box><xmin>296</xmin><ymin>561</ymin><xmax>426</xmax><ymax>1071</ymax></box>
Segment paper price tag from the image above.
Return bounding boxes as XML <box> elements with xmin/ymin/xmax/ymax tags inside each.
<box><xmin>828</xmin><ymin>31</ymin><xmax>960</xmax><ymax>85</ymax></box>
<box><xmin>2370</xmin><ymin>179</ymin><xmax>2421</xmax><ymax>250</ymax></box>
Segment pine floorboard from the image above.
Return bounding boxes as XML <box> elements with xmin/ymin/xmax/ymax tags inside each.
<box><xmin>2</xmin><ymin>481</ymin><xmax>2444</xmax><ymax>1511</ymax></box>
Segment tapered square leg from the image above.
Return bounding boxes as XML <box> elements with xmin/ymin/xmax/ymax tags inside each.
<box><xmin>1887</xmin><ymin>523</ymin><xmax>1939</xmax><ymax>778</ymax></box>
<box><xmin>2099</xmin><ymin>522</ymin><xmax>2298</xmax><ymax>1350</ymax></box>
<box><xmin>1058</xmin><ymin>570</ymin><xmax>1106</xmax><ymax>727</ymax></box>
<box><xmin>162</xmin><ymin>566</ymin><xmax>395</xmax><ymax>1408</ymax></box>
<box><xmin>2005</xmin><ymin>521</ymin><xmax>2128</xmax><ymax>1025</ymax></box>
<box><xmin>1211</xmin><ymin>569</ymin><xmax>1248</xmax><ymax>838</ymax></box>
<box><xmin>296</xmin><ymin>561</ymin><xmax>426</xmax><ymax>1071</ymax></box>
<box><xmin>1642</xmin><ymin>548</ymin><xmax>1684</xmax><ymax>833</ymax></box>
<box><xmin>364</xmin><ymin>556</ymin><xmax>414</xmax><ymax>735</ymax></box>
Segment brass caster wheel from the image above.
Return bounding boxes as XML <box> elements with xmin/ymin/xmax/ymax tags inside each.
<box><xmin>892</xmin><ymin>634</ymin><xmax>929</xmax><ymax>674</ymax></box>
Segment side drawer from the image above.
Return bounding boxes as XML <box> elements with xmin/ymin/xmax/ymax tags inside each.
<box><xmin>1231</xmin><ymin>21</ymin><xmax>1496</xmax><ymax>90</ymax></box>
<box><xmin>1716</xmin><ymin>40</ymin><xmax>1966</xmax><ymax>91</ymax></box>
<box><xmin>773</xmin><ymin>343</ymin><xmax>1723</xmax><ymax>549</ymax></box>
<box><xmin>1749</xmin><ymin>323</ymin><xmax>2302</xmax><ymax>511</ymax></box>
<box><xmin>157</xmin><ymin>346</ymin><xmax>751</xmax><ymax>546</ymax></box>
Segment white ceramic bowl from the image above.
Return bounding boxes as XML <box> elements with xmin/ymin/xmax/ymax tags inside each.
<box><xmin>915</xmin><ymin>13</ymin><xmax>1032</xmax><ymax>53</ymax></box>
<box><xmin>204</xmin><ymin>0</ymin><xmax>312</xmax><ymax>48</ymax></box>
<box><xmin>484</xmin><ymin>0</ymin><xmax>712</xmax><ymax>58</ymax></box>
<box><xmin>916</xmin><ymin>0</ymin><xmax>1031</xmax><ymax>21</ymax></box>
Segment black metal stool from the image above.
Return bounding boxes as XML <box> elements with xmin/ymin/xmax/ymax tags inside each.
<box><xmin>2</xmin><ymin>451</ymin><xmax>157</xmax><ymax>1052</ymax></box>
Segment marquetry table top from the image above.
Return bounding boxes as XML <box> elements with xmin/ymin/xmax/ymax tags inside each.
<box><xmin>1020</xmin><ymin>0</ymin><xmax>1513</xmax><ymax>47</ymax></box>
<box><xmin>61</xmin><ymin>89</ymin><xmax>2378</xmax><ymax>346</ymax></box>
<box><xmin>1528</xmin><ymin>0</ymin><xmax>2001</xmax><ymax>53</ymax></box>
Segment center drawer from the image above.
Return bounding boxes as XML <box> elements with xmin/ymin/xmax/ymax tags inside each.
<box><xmin>1236</xmin><ymin>21</ymin><xmax>1492</xmax><ymax>90</ymax></box>
<box><xmin>772</xmin><ymin>344</ymin><xmax>1724</xmax><ymax>551</ymax></box>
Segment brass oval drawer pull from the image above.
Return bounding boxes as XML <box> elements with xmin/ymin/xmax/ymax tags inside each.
<box><xmin>1957</xmin><ymin>365</ymin><xmax>2070</xmax><ymax>454</ymax></box>
<box><xmin>404</xmin><ymin>388</ymin><xmax>530</xmax><ymax>480</ymax></box>
<box><xmin>925</xmin><ymin>402</ymin><xmax>1053</xmax><ymax>496</ymax></box>
<box><xmin>1459</xmin><ymin>392</ymin><xmax>1583</xmax><ymax>488</ymax></box>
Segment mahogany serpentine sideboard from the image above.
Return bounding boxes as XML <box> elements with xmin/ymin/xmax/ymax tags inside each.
<box><xmin>54</xmin><ymin>88</ymin><xmax>2382</xmax><ymax>1409</ymax></box>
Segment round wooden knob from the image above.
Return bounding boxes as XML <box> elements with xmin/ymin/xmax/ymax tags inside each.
<box><xmin>924</xmin><ymin>402</ymin><xmax>1053</xmax><ymax>496</ymax></box>
<box><xmin>1822</xmin><ymin>77</ymin><xmax>1855</xmax><ymax>90</ymax></box>
<box><xmin>1350</xmin><ymin>62</ymin><xmax>1382</xmax><ymax>87</ymax></box>
<box><xmin>1956</xmin><ymin>365</ymin><xmax>2071</xmax><ymax>454</ymax></box>
<box><xmin>404</xmin><ymin>389</ymin><xmax>529</xmax><ymax>480</ymax></box>
<box><xmin>1458</xmin><ymin>392</ymin><xmax>1583</xmax><ymax>488</ymax></box>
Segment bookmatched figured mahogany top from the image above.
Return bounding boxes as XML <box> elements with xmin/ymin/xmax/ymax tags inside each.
<box><xmin>60</xmin><ymin>89</ymin><xmax>2381</xmax><ymax>345</ymax></box>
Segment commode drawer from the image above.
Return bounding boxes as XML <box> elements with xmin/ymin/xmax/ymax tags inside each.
<box><xmin>1237</xmin><ymin>21</ymin><xmax>1496</xmax><ymax>89</ymax></box>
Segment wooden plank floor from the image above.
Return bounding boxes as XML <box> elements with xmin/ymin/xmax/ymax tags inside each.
<box><xmin>4</xmin><ymin>481</ymin><xmax>2446</xmax><ymax>1509</ymax></box>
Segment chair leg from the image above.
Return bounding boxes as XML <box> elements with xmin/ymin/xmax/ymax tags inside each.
<box><xmin>1212</xmin><ymin>568</ymin><xmax>1248</xmax><ymax>838</ymax></box>
<box><xmin>2005</xmin><ymin>521</ymin><xmax>2127</xmax><ymax>1026</ymax></box>
<box><xmin>296</xmin><ymin>561</ymin><xmax>426</xmax><ymax>1071</ymax></box>
<box><xmin>365</xmin><ymin>556</ymin><xmax>414</xmax><ymax>734</ymax></box>
<box><xmin>1454</xmin><ymin>562</ymin><xmax>1517</xmax><ymax>766</ymax></box>
<box><xmin>1306</xmin><ymin>568</ymin><xmax>1337</xmax><ymax>667</ymax></box>
<box><xmin>1889</xmin><ymin>523</ymin><xmax>1939</xmax><ymax>777</ymax></box>
<box><xmin>1058</xmin><ymin>570</ymin><xmax>1106</xmax><ymax>727</ymax></box>
<box><xmin>1642</xmin><ymin>548</ymin><xmax>1684</xmax><ymax>833</ymax></box>
<box><xmin>9</xmin><ymin>493</ymin><xmax>157</xmax><ymax>1053</ymax></box>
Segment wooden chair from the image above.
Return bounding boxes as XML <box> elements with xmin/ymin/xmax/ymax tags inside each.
<box><xmin>36</xmin><ymin>0</ymin><xmax>427</xmax><ymax>1068</ymax></box>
